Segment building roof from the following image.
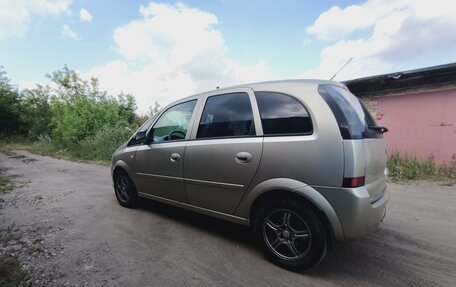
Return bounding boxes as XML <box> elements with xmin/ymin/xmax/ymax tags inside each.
<box><xmin>343</xmin><ymin>62</ymin><xmax>456</xmax><ymax>97</ymax></box>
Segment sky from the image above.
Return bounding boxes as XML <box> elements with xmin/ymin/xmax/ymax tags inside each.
<box><xmin>1</xmin><ymin>0</ymin><xmax>455</xmax><ymax>112</ymax></box>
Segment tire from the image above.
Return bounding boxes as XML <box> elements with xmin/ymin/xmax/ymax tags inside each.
<box><xmin>113</xmin><ymin>170</ymin><xmax>138</xmax><ymax>208</ymax></box>
<box><xmin>253</xmin><ymin>197</ymin><xmax>327</xmax><ymax>271</ymax></box>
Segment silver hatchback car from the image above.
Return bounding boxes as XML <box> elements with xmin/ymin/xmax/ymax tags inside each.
<box><xmin>111</xmin><ymin>80</ymin><xmax>389</xmax><ymax>271</ymax></box>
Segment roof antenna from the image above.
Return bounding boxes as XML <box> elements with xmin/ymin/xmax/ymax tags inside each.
<box><xmin>330</xmin><ymin>57</ymin><xmax>353</xmax><ymax>81</ymax></box>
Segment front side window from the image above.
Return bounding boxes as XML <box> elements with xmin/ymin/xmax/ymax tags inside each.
<box><xmin>255</xmin><ymin>91</ymin><xmax>313</xmax><ymax>135</ymax></box>
<box><xmin>197</xmin><ymin>93</ymin><xmax>255</xmax><ymax>139</ymax></box>
<box><xmin>128</xmin><ymin>114</ymin><xmax>158</xmax><ymax>146</ymax></box>
<box><xmin>150</xmin><ymin>100</ymin><xmax>196</xmax><ymax>143</ymax></box>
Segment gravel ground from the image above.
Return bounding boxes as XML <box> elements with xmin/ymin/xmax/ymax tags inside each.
<box><xmin>0</xmin><ymin>150</ymin><xmax>455</xmax><ymax>287</ymax></box>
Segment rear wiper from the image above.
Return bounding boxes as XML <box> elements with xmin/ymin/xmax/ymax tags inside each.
<box><xmin>368</xmin><ymin>126</ymin><xmax>389</xmax><ymax>134</ymax></box>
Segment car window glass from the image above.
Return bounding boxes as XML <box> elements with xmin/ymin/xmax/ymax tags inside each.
<box><xmin>197</xmin><ymin>93</ymin><xmax>255</xmax><ymax>139</ymax></box>
<box><xmin>255</xmin><ymin>92</ymin><xmax>312</xmax><ymax>135</ymax></box>
<box><xmin>138</xmin><ymin>114</ymin><xmax>157</xmax><ymax>133</ymax></box>
<box><xmin>128</xmin><ymin>114</ymin><xmax>158</xmax><ymax>146</ymax></box>
<box><xmin>319</xmin><ymin>84</ymin><xmax>382</xmax><ymax>139</ymax></box>
<box><xmin>150</xmin><ymin>100</ymin><xmax>196</xmax><ymax>143</ymax></box>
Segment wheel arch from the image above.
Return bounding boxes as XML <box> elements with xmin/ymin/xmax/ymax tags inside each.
<box><xmin>112</xmin><ymin>160</ymin><xmax>136</xmax><ymax>186</ymax></box>
<box><xmin>236</xmin><ymin>178</ymin><xmax>344</xmax><ymax>241</ymax></box>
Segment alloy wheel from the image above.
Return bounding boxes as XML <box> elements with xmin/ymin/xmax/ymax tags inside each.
<box><xmin>115</xmin><ymin>174</ymin><xmax>131</xmax><ymax>203</ymax></box>
<box><xmin>262</xmin><ymin>209</ymin><xmax>312</xmax><ymax>261</ymax></box>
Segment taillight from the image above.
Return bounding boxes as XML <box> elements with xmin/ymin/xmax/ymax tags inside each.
<box><xmin>342</xmin><ymin>176</ymin><xmax>365</xmax><ymax>188</ymax></box>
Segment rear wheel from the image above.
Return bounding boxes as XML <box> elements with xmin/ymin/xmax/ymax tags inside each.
<box><xmin>114</xmin><ymin>170</ymin><xmax>138</xmax><ymax>208</ymax></box>
<box><xmin>254</xmin><ymin>197</ymin><xmax>327</xmax><ymax>271</ymax></box>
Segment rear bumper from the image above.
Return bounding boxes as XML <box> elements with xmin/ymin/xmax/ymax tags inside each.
<box><xmin>314</xmin><ymin>184</ymin><xmax>389</xmax><ymax>240</ymax></box>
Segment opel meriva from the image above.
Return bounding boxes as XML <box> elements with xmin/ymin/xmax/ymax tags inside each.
<box><xmin>111</xmin><ymin>80</ymin><xmax>389</xmax><ymax>271</ymax></box>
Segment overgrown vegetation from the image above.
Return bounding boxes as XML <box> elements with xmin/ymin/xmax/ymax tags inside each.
<box><xmin>0</xmin><ymin>66</ymin><xmax>145</xmax><ymax>162</ymax></box>
<box><xmin>0</xmin><ymin>172</ymin><xmax>13</xmax><ymax>194</ymax></box>
<box><xmin>0</xmin><ymin>228</ymin><xmax>29</xmax><ymax>287</ymax></box>
<box><xmin>0</xmin><ymin>255</ymin><xmax>29</xmax><ymax>287</ymax></box>
<box><xmin>388</xmin><ymin>153</ymin><xmax>456</xmax><ymax>182</ymax></box>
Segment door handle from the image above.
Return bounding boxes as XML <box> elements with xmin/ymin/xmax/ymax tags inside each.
<box><xmin>235</xmin><ymin>152</ymin><xmax>252</xmax><ymax>163</ymax></box>
<box><xmin>170</xmin><ymin>153</ymin><xmax>181</xmax><ymax>162</ymax></box>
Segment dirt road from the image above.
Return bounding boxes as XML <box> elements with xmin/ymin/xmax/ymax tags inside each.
<box><xmin>0</xmin><ymin>151</ymin><xmax>455</xmax><ymax>287</ymax></box>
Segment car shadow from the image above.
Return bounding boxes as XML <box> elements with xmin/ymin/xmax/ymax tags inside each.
<box><xmin>135</xmin><ymin>198</ymin><xmax>453</xmax><ymax>285</ymax></box>
<box><xmin>137</xmin><ymin>197</ymin><xmax>258</xmax><ymax>249</ymax></box>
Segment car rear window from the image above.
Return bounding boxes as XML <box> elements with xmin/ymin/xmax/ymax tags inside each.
<box><xmin>318</xmin><ymin>84</ymin><xmax>382</xmax><ymax>139</ymax></box>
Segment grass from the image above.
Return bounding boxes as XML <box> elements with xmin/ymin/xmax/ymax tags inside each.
<box><xmin>0</xmin><ymin>175</ymin><xmax>13</xmax><ymax>195</ymax></box>
<box><xmin>0</xmin><ymin>127</ymin><xmax>131</xmax><ymax>165</ymax></box>
<box><xmin>0</xmin><ymin>166</ymin><xmax>15</xmax><ymax>195</ymax></box>
<box><xmin>0</xmin><ymin>139</ymin><xmax>110</xmax><ymax>166</ymax></box>
<box><xmin>387</xmin><ymin>152</ymin><xmax>456</xmax><ymax>182</ymax></box>
<box><xmin>0</xmin><ymin>228</ymin><xmax>29</xmax><ymax>287</ymax></box>
<box><xmin>0</xmin><ymin>256</ymin><xmax>29</xmax><ymax>287</ymax></box>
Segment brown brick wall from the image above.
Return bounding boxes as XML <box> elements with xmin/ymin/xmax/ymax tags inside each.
<box><xmin>359</xmin><ymin>97</ymin><xmax>380</xmax><ymax>120</ymax></box>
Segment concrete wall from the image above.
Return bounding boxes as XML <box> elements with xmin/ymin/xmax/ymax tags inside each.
<box><xmin>360</xmin><ymin>88</ymin><xmax>456</xmax><ymax>164</ymax></box>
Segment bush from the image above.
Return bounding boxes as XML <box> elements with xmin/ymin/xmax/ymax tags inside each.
<box><xmin>0</xmin><ymin>68</ymin><xmax>23</xmax><ymax>136</ymax></box>
<box><xmin>0</xmin><ymin>66</ymin><xmax>141</xmax><ymax>163</ymax></box>
<box><xmin>73</xmin><ymin>125</ymin><xmax>134</xmax><ymax>161</ymax></box>
<box><xmin>48</xmin><ymin>66</ymin><xmax>137</xmax><ymax>147</ymax></box>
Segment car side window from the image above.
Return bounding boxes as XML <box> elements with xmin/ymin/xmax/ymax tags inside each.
<box><xmin>197</xmin><ymin>92</ymin><xmax>255</xmax><ymax>139</ymax></box>
<box><xmin>255</xmin><ymin>91</ymin><xmax>313</xmax><ymax>135</ymax></box>
<box><xmin>149</xmin><ymin>100</ymin><xmax>196</xmax><ymax>143</ymax></box>
<box><xmin>128</xmin><ymin>114</ymin><xmax>158</xmax><ymax>146</ymax></box>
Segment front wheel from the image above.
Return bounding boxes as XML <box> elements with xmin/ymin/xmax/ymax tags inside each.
<box><xmin>114</xmin><ymin>171</ymin><xmax>138</xmax><ymax>208</ymax></box>
<box><xmin>254</xmin><ymin>198</ymin><xmax>327</xmax><ymax>271</ymax></box>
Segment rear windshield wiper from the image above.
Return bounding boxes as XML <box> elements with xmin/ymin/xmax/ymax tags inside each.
<box><xmin>368</xmin><ymin>126</ymin><xmax>389</xmax><ymax>134</ymax></box>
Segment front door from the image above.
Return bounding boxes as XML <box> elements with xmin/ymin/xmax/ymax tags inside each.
<box><xmin>135</xmin><ymin>99</ymin><xmax>197</xmax><ymax>202</ymax></box>
<box><xmin>184</xmin><ymin>90</ymin><xmax>263</xmax><ymax>214</ymax></box>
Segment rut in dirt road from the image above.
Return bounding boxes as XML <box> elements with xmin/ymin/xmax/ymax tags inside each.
<box><xmin>0</xmin><ymin>150</ymin><xmax>455</xmax><ymax>286</ymax></box>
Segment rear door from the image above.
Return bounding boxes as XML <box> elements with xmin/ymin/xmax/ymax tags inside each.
<box><xmin>184</xmin><ymin>89</ymin><xmax>263</xmax><ymax>214</ymax></box>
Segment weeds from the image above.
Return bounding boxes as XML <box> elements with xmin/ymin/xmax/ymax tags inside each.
<box><xmin>0</xmin><ymin>229</ymin><xmax>29</xmax><ymax>287</ymax></box>
<box><xmin>0</xmin><ymin>127</ymin><xmax>130</xmax><ymax>165</ymax></box>
<box><xmin>0</xmin><ymin>171</ymin><xmax>13</xmax><ymax>195</ymax></box>
<box><xmin>0</xmin><ymin>255</ymin><xmax>29</xmax><ymax>287</ymax></box>
<box><xmin>388</xmin><ymin>152</ymin><xmax>456</xmax><ymax>182</ymax></box>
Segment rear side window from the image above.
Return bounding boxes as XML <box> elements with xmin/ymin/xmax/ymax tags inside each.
<box><xmin>318</xmin><ymin>84</ymin><xmax>381</xmax><ymax>139</ymax></box>
<box><xmin>255</xmin><ymin>91</ymin><xmax>312</xmax><ymax>135</ymax></box>
<box><xmin>197</xmin><ymin>93</ymin><xmax>255</xmax><ymax>139</ymax></box>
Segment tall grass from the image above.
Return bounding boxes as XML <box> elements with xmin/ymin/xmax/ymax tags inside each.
<box><xmin>0</xmin><ymin>126</ymin><xmax>133</xmax><ymax>164</ymax></box>
<box><xmin>387</xmin><ymin>152</ymin><xmax>456</xmax><ymax>181</ymax></box>
<box><xmin>72</xmin><ymin>126</ymin><xmax>132</xmax><ymax>161</ymax></box>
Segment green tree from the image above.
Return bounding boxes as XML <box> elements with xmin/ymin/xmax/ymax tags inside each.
<box><xmin>19</xmin><ymin>85</ymin><xmax>53</xmax><ymax>138</ymax></box>
<box><xmin>47</xmin><ymin>66</ymin><xmax>138</xmax><ymax>146</ymax></box>
<box><xmin>0</xmin><ymin>68</ymin><xmax>22</xmax><ymax>136</ymax></box>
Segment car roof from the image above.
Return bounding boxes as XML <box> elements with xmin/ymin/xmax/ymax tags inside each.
<box><xmin>210</xmin><ymin>79</ymin><xmax>345</xmax><ymax>94</ymax></box>
<box><xmin>164</xmin><ymin>79</ymin><xmax>347</xmax><ymax>108</ymax></box>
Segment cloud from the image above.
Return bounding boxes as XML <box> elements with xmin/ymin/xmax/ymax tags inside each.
<box><xmin>303</xmin><ymin>0</ymin><xmax>456</xmax><ymax>80</ymax></box>
<box><xmin>61</xmin><ymin>25</ymin><xmax>78</xmax><ymax>40</ymax></box>
<box><xmin>79</xmin><ymin>8</ymin><xmax>93</xmax><ymax>22</ymax></box>
<box><xmin>85</xmin><ymin>1</ymin><xmax>273</xmax><ymax>112</ymax></box>
<box><xmin>0</xmin><ymin>0</ymin><xmax>72</xmax><ymax>40</ymax></box>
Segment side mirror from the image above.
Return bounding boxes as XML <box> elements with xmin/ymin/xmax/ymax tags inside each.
<box><xmin>134</xmin><ymin>131</ymin><xmax>147</xmax><ymax>143</ymax></box>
